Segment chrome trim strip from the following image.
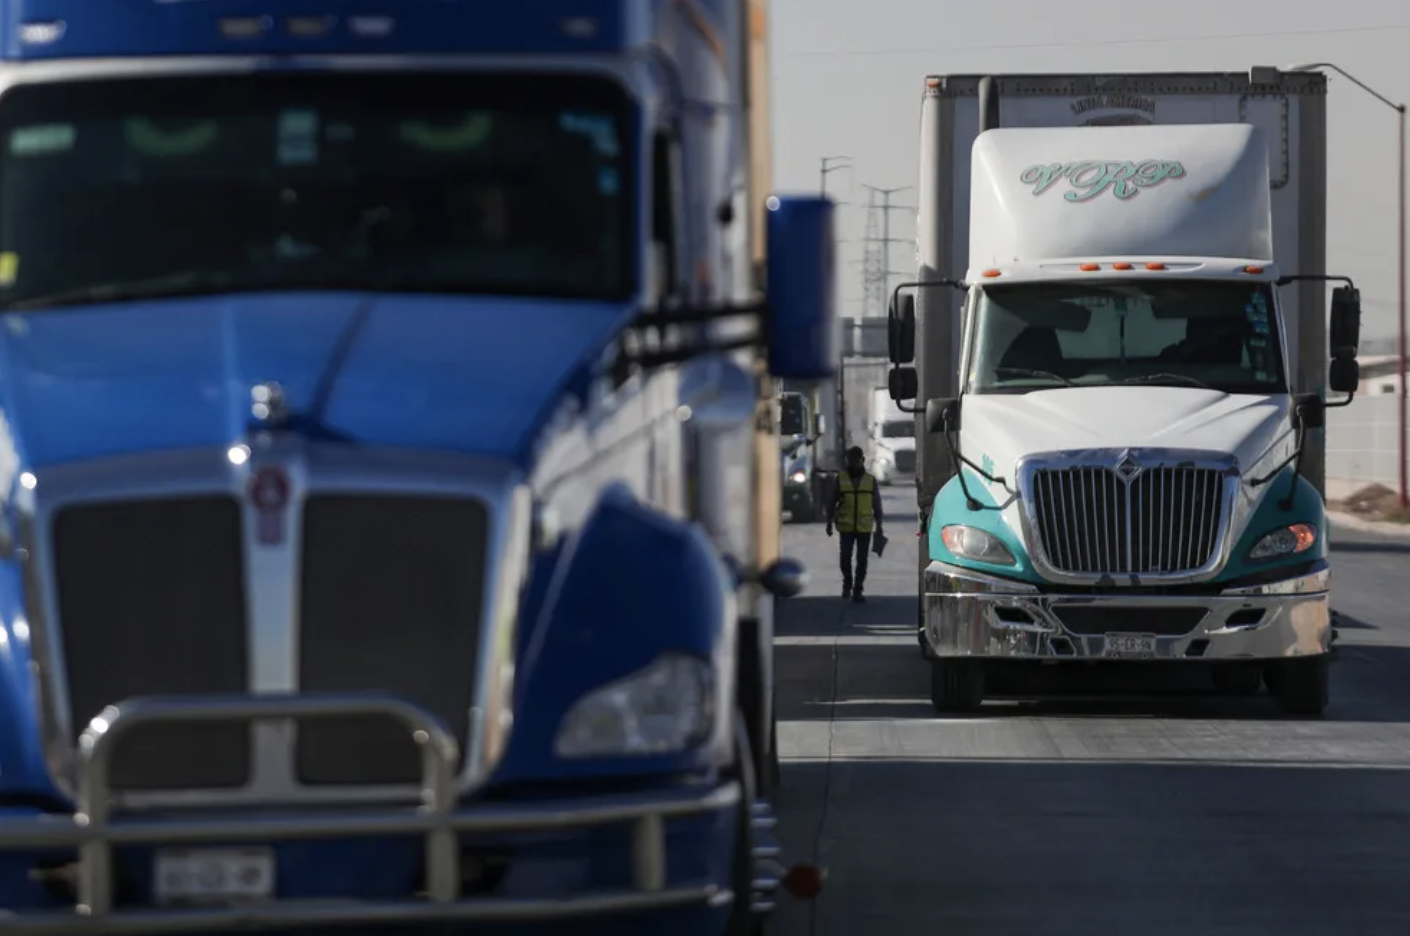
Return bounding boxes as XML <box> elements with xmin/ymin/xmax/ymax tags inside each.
<box><xmin>23</xmin><ymin>441</ymin><xmax>531</xmax><ymax>809</ymax></box>
<box><xmin>1015</xmin><ymin>447</ymin><xmax>1240</xmax><ymax>586</ymax></box>
<box><xmin>922</xmin><ymin>561</ymin><xmax>1332</xmax><ymax>660</ymax></box>
<box><xmin>0</xmin><ymin>693</ymin><xmax>737</xmax><ymax>935</ymax></box>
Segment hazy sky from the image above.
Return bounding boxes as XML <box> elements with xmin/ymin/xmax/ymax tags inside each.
<box><xmin>769</xmin><ymin>0</ymin><xmax>1408</xmax><ymax>342</ymax></box>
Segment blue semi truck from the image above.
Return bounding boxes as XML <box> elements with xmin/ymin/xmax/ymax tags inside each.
<box><xmin>0</xmin><ymin>1</ymin><xmax>832</xmax><ymax>933</ymax></box>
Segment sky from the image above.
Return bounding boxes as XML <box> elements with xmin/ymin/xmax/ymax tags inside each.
<box><xmin>767</xmin><ymin>0</ymin><xmax>1409</xmax><ymax>344</ymax></box>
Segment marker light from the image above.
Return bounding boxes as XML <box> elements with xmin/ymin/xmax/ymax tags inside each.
<box><xmin>1243</xmin><ymin>265</ymin><xmax>1264</xmax><ymax>274</ymax></box>
<box><xmin>1112</xmin><ymin>262</ymin><xmax>1133</xmax><ymax>270</ymax></box>
<box><xmin>219</xmin><ymin>17</ymin><xmax>268</xmax><ymax>39</ymax></box>
<box><xmin>1145</xmin><ymin>262</ymin><xmax>1166</xmax><ymax>271</ymax></box>
<box><xmin>17</xmin><ymin>21</ymin><xmax>65</xmax><ymax>44</ymax></box>
<box><xmin>287</xmin><ymin>16</ymin><xmax>335</xmax><ymax>38</ymax></box>
<box><xmin>349</xmin><ymin>16</ymin><xmax>395</xmax><ymax>37</ymax></box>
<box><xmin>981</xmin><ymin>269</ymin><xmax>1001</xmax><ymax>278</ymax></box>
<box><xmin>1079</xmin><ymin>263</ymin><xmax>1099</xmax><ymax>271</ymax></box>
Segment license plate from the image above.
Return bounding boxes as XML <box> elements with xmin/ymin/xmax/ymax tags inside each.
<box><xmin>1102</xmin><ymin>633</ymin><xmax>1157</xmax><ymax>658</ymax></box>
<box><xmin>154</xmin><ymin>848</ymin><xmax>274</xmax><ymax>905</ymax></box>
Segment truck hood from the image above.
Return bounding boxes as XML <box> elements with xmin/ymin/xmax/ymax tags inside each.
<box><xmin>875</xmin><ymin>437</ymin><xmax>916</xmax><ymax>452</ymax></box>
<box><xmin>0</xmin><ymin>292</ymin><xmax>632</xmax><ymax>469</ymax></box>
<box><xmin>961</xmin><ymin>387</ymin><xmax>1293</xmax><ymax>481</ymax></box>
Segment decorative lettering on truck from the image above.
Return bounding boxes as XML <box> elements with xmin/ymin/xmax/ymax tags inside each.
<box><xmin>1020</xmin><ymin>160</ymin><xmax>1186</xmax><ymax>202</ymax></box>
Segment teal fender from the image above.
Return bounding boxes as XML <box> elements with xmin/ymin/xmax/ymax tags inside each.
<box><xmin>926</xmin><ymin>469</ymin><xmax>1043</xmax><ymax>583</ymax></box>
<box><xmin>1217</xmin><ymin>467</ymin><xmax>1327</xmax><ymax>581</ymax></box>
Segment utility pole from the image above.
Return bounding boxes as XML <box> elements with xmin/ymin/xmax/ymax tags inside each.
<box><xmin>860</xmin><ymin>184</ymin><xmax>915</xmax><ymax>318</ymax></box>
<box><xmin>820</xmin><ymin>155</ymin><xmax>852</xmax><ymax>197</ymax></box>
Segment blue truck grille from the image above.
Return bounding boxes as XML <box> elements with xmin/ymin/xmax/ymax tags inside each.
<box><xmin>297</xmin><ymin>494</ymin><xmax>489</xmax><ymax>785</ymax></box>
<box><xmin>50</xmin><ymin>493</ymin><xmax>489</xmax><ymax>791</ymax></box>
<box><xmin>53</xmin><ymin>496</ymin><xmax>252</xmax><ymax>791</ymax></box>
<box><xmin>1029</xmin><ymin>465</ymin><xmax>1226</xmax><ymax>576</ymax></box>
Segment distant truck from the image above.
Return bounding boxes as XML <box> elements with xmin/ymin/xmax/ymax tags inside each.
<box><xmin>869</xmin><ymin>387</ymin><xmax>916</xmax><ymax>485</ymax></box>
<box><xmin>777</xmin><ymin>384</ymin><xmax>834</xmax><ymax>521</ymax></box>
<box><xmin>888</xmin><ymin>71</ymin><xmax>1361</xmax><ymax>716</ymax></box>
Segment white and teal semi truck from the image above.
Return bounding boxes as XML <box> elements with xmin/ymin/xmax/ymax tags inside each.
<box><xmin>886</xmin><ymin>71</ymin><xmax>1362</xmax><ymax>716</ymax></box>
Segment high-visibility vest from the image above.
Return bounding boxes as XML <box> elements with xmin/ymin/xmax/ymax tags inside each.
<box><xmin>835</xmin><ymin>473</ymin><xmax>876</xmax><ymax>533</ymax></box>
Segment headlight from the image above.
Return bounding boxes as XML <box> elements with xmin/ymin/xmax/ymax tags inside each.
<box><xmin>940</xmin><ymin>524</ymin><xmax>1016</xmax><ymax>566</ymax></box>
<box><xmin>789</xmin><ymin>470</ymin><xmax>807</xmax><ymax>484</ymax></box>
<box><xmin>554</xmin><ymin>654</ymin><xmax>713</xmax><ymax>759</ymax></box>
<box><xmin>1248</xmin><ymin>522</ymin><xmax>1317</xmax><ymax>560</ymax></box>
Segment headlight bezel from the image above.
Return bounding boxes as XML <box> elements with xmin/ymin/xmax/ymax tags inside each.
<box><xmin>1247</xmin><ymin>522</ymin><xmax>1318</xmax><ymax>561</ymax></box>
<box><xmin>553</xmin><ymin>652</ymin><xmax>715</xmax><ymax>760</ymax></box>
<box><xmin>940</xmin><ymin>524</ymin><xmax>1017</xmax><ymax>566</ymax></box>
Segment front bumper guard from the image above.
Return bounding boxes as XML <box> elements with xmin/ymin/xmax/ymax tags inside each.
<box><xmin>922</xmin><ymin>561</ymin><xmax>1333</xmax><ymax>661</ymax></box>
<box><xmin>0</xmin><ymin>693</ymin><xmax>739</xmax><ymax>935</ymax></box>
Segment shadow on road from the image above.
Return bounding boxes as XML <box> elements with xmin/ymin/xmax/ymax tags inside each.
<box><xmin>768</xmin><ymin>758</ymin><xmax>1410</xmax><ymax>936</ymax></box>
<box><xmin>776</xmin><ymin>625</ymin><xmax>1410</xmax><ymax>724</ymax></box>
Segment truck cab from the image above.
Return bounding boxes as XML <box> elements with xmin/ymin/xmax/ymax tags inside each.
<box><xmin>889</xmin><ymin>113</ymin><xmax>1361</xmax><ymax>718</ymax></box>
<box><xmin>0</xmin><ymin>1</ymin><xmax>834</xmax><ymax>932</ymax></box>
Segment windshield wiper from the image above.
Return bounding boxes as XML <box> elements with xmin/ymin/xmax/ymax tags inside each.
<box><xmin>4</xmin><ymin>270</ymin><xmax>241</xmax><ymax>312</ymax></box>
<box><xmin>1120</xmin><ymin>373</ymin><xmax>1214</xmax><ymax>389</ymax></box>
<box><xmin>994</xmin><ymin>366</ymin><xmax>1074</xmax><ymax>386</ymax></box>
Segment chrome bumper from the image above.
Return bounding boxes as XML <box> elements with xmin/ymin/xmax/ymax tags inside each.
<box><xmin>923</xmin><ymin>561</ymin><xmax>1331</xmax><ymax>661</ymax></box>
<box><xmin>0</xmin><ymin>693</ymin><xmax>739</xmax><ymax>935</ymax></box>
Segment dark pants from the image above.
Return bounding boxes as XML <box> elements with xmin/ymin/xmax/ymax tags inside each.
<box><xmin>839</xmin><ymin>532</ymin><xmax>872</xmax><ymax>593</ymax></box>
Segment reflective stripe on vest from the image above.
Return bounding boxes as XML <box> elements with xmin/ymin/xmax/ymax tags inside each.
<box><xmin>836</xmin><ymin>473</ymin><xmax>876</xmax><ymax>533</ymax></box>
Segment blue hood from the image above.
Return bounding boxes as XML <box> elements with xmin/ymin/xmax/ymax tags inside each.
<box><xmin>0</xmin><ymin>292</ymin><xmax>633</xmax><ymax>469</ymax></box>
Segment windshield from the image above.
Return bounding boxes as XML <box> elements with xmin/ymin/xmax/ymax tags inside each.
<box><xmin>880</xmin><ymin>420</ymin><xmax>913</xmax><ymax>439</ymax></box>
<box><xmin>0</xmin><ymin>72</ymin><xmax>634</xmax><ymax>310</ymax></box>
<box><xmin>966</xmin><ymin>280</ymin><xmax>1287</xmax><ymax>395</ymax></box>
<box><xmin>779</xmin><ymin>395</ymin><xmax>807</xmax><ymax>436</ymax></box>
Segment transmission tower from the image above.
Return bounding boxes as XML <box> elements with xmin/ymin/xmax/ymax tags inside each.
<box><xmin>859</xmin><ymin>184</ymin><xmax>914</xmax><ymax>318</ymax></box>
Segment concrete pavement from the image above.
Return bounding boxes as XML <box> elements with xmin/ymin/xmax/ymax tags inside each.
<box><xmin>768</xmin><ymin>487</ymin><xmax>1410</xmax><ymax>936</ymax></box>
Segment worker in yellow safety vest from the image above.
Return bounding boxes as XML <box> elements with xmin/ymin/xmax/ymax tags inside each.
<box><xmin>825</xmin><ymin>446</ymin><xmax>884</xmax><ymax>602</ymax></box>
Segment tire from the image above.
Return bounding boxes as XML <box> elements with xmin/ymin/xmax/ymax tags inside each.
<box><xmin>930</xmin><ymin>659</ymin><xmax>985</xmax><ymax>713</ymax></box>
<box><xmin>1211</xmin><ymin>663</ymin><xmax>1263</xmax><ymax>696</ymax></box>
<box><xmin>1271</xmin><ymin>655</ymin><xmax>1330</xmax><ymax>716</ymax></box>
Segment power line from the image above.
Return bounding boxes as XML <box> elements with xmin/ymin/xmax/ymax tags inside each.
<box><xmin>780</xmin><ymin>22</ymin><xmax>1410</xmax><ymax>60</ymax></box>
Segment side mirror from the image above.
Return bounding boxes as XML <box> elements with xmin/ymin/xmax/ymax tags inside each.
<box><xmin>1293</xmin><ymin>392</ymin><xmax>1326</xmax><ymax>430</ymax></box>
<box><xmin>759</xmin><ymin>556</ymin><xmax>808</xmax><ymax>599</ymax></box>
<box><xmin>888</xmin><ymin>366</ymin><xmax>918</xmax><ymax>402</ymax></box>
<box><xmin>813</xmin><ymin>413</ymin><xmax>826</xmax><ymax>437</ymax></box>
<box><xmin>765</xmin><ymin>195</ymin><xmax>837</xmax><ymax>380</ymax></box>
<box><xmin>1328</xmin><ymin>356</ymin><xmax>1359</xmax><ymax>395</ymax></box>
<box><xmin>888</xmin><ymin>292</ymin><xmax>916</xmax><ymax>364</ymax></box>
<box><xmin>1329</xmin><ymin>286</ymin><xmax>1361</xmax><ymax>358</ymax></box>
<box><xmin>925</xmin><ymin>396</ymin><xmax>960</xmax><ymax>434</ymax></box>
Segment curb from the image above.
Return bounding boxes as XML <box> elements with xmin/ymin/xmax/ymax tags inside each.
<box><xmin>1327</xmin><ymin>509</ymin><xmax>1410</xmax><ymax>540</ymax></box>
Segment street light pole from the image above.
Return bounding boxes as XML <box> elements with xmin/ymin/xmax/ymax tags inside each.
<box><xmin>820</xmin><ymin>155</ymin><xmax>852</xmax><ymax>196</ymax></box>
<box><xmin>1286</xmin><ymin>63</ymin><xmax>1408</xmax><ymax>508</ymax></box>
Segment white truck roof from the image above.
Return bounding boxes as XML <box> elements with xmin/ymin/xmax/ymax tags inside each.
<box><xmin>968</xmin><ymin>123</ymin><xmax>1273</xmax><ymax>281</ymax></box>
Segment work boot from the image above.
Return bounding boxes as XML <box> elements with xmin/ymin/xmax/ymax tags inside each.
<box><xmin>841</xmin><ymin>583</ymin><xmax>852</xmax><ymax>600</ymax></box>
<box><xmin>852</xmin><ymin>589</ymin><xmax>866</xmax><ymax>604</ymax></box>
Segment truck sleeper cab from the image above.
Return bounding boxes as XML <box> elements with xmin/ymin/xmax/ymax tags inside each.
<box><xmin>0</xmin><ymin>1</ymin><xmax>835</xmax><ymax>933</ymax></box>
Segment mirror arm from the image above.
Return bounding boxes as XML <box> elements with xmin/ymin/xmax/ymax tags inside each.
<box><xmin>943</xmin><ymin>429</ymin><xmax>1005</xmax><ymax>512</ymax></box>
<box><xmin>1248</xmin><ymin>421</ymin><xmax>1307</xmax><ymax>511</ymax></box>
<box><xmin>1325</xmin><ymin>389</ymin><xmax>1356</xmax><ymax>410</ymax></box>
<box><xmin>1274</xmin><ymin>274</ymin><xmax>1356</xmax><ymax>288</ymax></box>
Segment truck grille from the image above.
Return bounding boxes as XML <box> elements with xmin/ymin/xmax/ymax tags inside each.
<box><xmin>297</xmin><ymin>494</ymin><xmax>489</xmax><ymax>785</ymax></box>
<box><xmin>893</xmin><ymin>449</ymin><xmax>916</xmax><ymax>474</ymax></box>
<box><xmin>52</xmin><ymin>497</ymin><xmax>251</xmax><ymax>791</ymax></box>
<box><xmin>1029</xmin><ymin>465</ymin><xmax>1225</xmax><ymax>576</ymax></box>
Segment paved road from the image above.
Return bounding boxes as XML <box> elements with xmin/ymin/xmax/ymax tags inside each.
<box><xmin>768</xmin><ymin>486</ymin><xmax>1410</xmax><ymax>936</ymax></box>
